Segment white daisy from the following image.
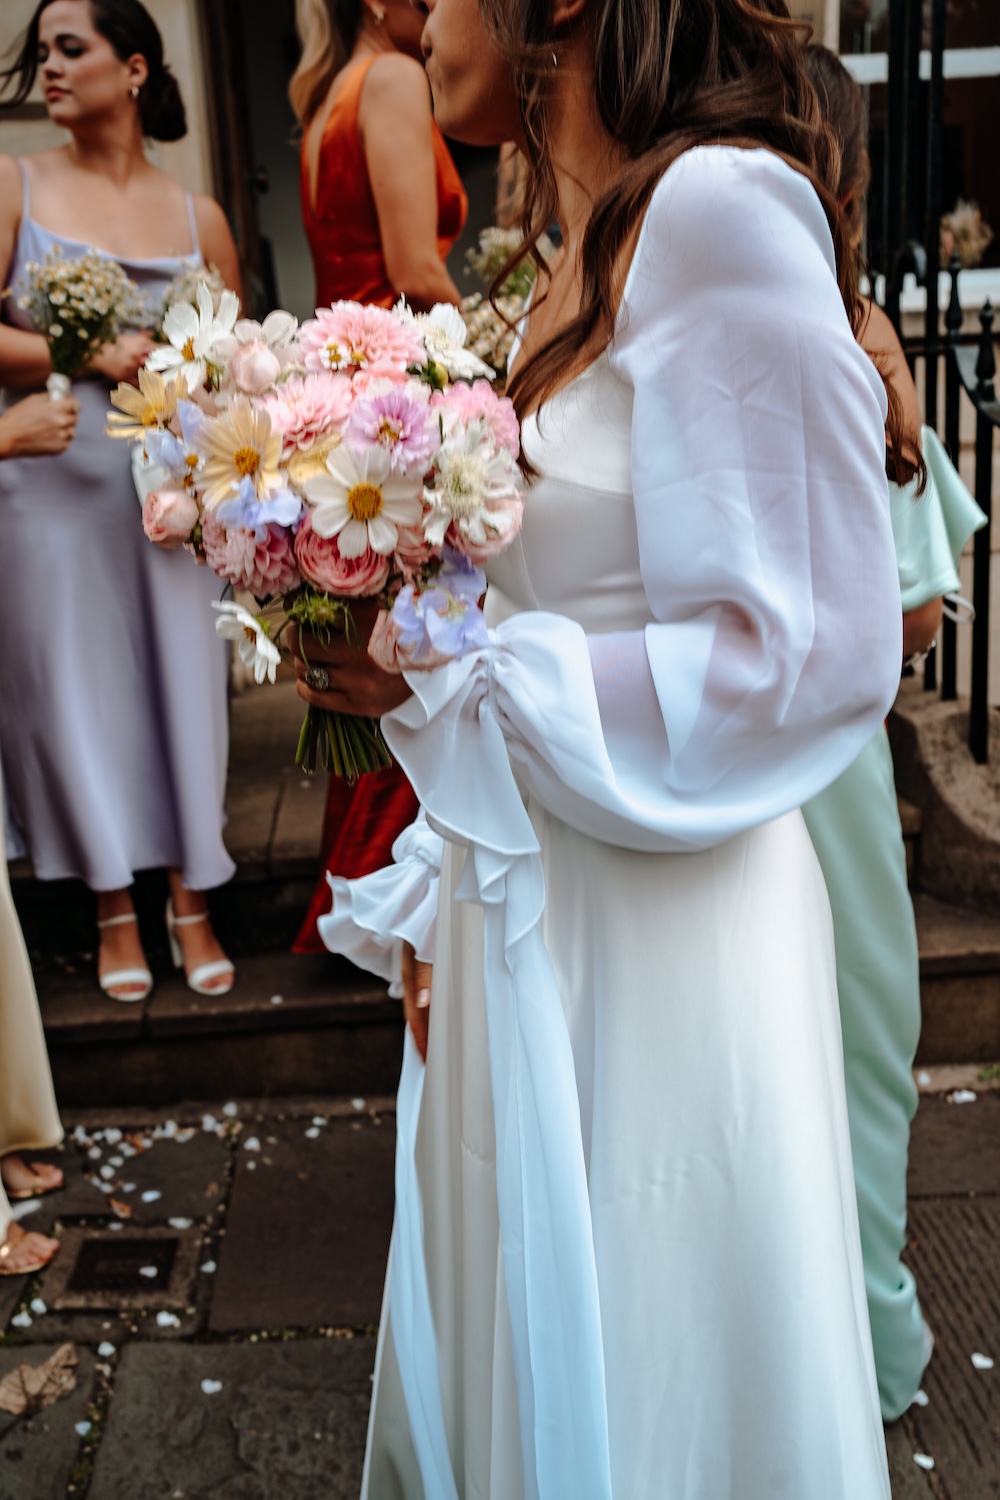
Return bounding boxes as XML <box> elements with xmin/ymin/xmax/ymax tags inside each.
<box><xmin>149</xmin><ymin>280</ymin><xmax>239</xmax><ymax>389</ymax></box>
<box><xmin>301</xmin><ymin>444</ymin><xmax>423</xmax><ymax>558</ymax></box>
<box><xmin>212</xmin><ymin>601</ymin><xmax>280</xmax><ymax>685</ymax></box>
<box><xmin>395</xmin><ymin>299</ymin><xmax>495</xmax><ymax>382</ymax></box>
<box><xmin>424</xmin><ymin>425</ymin><xmax>520</xmax><ymax>547</ymax></box>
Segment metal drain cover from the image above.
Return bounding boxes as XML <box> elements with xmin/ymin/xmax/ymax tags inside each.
<box><xmin>41</xmin><ymin>1225</ymin><xmax>202</xmax><ymax>1312</ymax></box>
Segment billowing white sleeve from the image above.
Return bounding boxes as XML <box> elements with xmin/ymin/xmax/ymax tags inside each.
<box><xmin>387</xmin><ymin>147</ymin><xmax>902</xmax><ymax>854</ymax></box>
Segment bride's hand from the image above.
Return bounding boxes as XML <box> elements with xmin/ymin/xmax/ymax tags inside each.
<box><xmin>289</xmin><ymin>607</ymin><xmax>412</xmax><ymax>717</ymax></box>
<box><xmin>401</xmin><ymin>941</ymin><xmax>432</xmax><ymax>1062</ymax></box>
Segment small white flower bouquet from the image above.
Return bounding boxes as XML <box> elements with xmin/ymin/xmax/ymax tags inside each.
<box><xmin>107</xmin><ymin>295</ymin><xmax>524</xmax><ymax>780</ymax></box>
<box><xmin>19</xmin><ymin>247</ymin><xmax>147</xmax><ymax>396</ymax></box>
<box><xmin>460</xmin><ymin>225</ymin><xmax>554</xmax><ymax>378</ymax></box>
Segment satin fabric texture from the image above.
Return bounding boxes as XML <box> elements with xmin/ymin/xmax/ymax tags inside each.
<box><xmin>323</xmin><ymin>148</ymin><xmax>900</xmax><ymax>1498</ymax></box>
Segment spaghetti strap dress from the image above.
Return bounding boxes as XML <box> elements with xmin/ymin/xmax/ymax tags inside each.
<box><xmin>294</xmin><ymin>55</ymin><xmax>467</xmax><ymax>952</ymax></box>
<box><xmin>0</xmin><ymin>165</ymin><xmax>234</xmax><ymax>893</ymax></box>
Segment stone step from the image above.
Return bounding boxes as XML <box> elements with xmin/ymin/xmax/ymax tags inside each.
<box><xmin>914</xmin><ymin>894</ymin><xmax>1000</xmax><ymax>1065</ymax></box>
<box><xmin>39</xmin><ymin>950</ymin><xmax>402</xmax><ymax>1109</ymax></box>
<box><xmin>898</xmin><ymin>795</ymin><xmax>922</xmax><ymax>885</ymax></box>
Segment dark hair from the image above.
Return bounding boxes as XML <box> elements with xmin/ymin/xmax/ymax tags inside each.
<box><xmin>482</xmin><ymin>0</ymin><xmax>852</xmax><ymax>430</ymax></box>
<box><xmin>0</xmin><ymin>0</ymin><xmax>187</xmax><ymax>142</ymax></box>
<box><xmin>802</xmin><ymin>44</ymin><xmax>924</xmax><ymax>490</ymax></box>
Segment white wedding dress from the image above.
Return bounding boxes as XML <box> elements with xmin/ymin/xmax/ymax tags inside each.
<box><xmin>323</xmin><ymin>147</ymin><xmax>898</xmax><ymax>1499</ymax></box>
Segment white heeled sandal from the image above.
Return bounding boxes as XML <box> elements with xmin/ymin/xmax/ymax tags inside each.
<box><xmin>97</xmin><ymin>912</ymin><xmax>153</xmax><ymax>1003</ymax></box>
<box><xmin>166</xmin><ymin>901</ymin><xmax>235</xmax><ymax>997</ymax></box>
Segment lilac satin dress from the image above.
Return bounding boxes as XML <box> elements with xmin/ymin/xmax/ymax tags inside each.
<box><xmin>0</xmin><ymin>165</ymin><xmax>233</xmax><ymax>892</ymax></box>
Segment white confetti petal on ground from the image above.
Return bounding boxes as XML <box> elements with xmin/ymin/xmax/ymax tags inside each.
<box><xmin>971</xmin><ymin>1352</ymin><xmax>994</xmax><ymax>1370</ymax></box>
<box><xmin>104</xmin><ymin>1129</ymin><xmax>122</xmax><ymax>1144</ymax></box>
<box><xmin>305</xmin><ymin>1128</ymin><xmax>320</xmax><ymax>1140</ymax></box>
<box><xmin>916</xmin><ymin>1070</ymin><xmax>932</xmax><ymax>1086</ymax></box>
<box><xmin>108</xmin><ymin>1222</ymin><xmax>123</xmax><ymax>1232</ymax></box>
<box><xmin>141</xmin><ymin>1190</ymin><xmax>161</xmax><ymax>1203</ymax></box>
<box><xmin>88</xmin><ymin>1148</ymin><xmax>102</xmax><ymax>1161</ymax></box>
<box><xmin>157</xmin><ymin>1311</ymin><xmax>181</xmax><ymax>1328</ymax></box>
<box><xmin>139</xmin><ymin>1266</ymin><xmax>159</xmax><ymax>1279</ymax></box>
<box><xmin>121</xmin><ymin>1183</ymin><xmax>136</xmax><ymax>1194</ymax></box>
<box><xmin>311</xmin><ymin>1117</ymin><xmax>326</xmax><ymax>1127</ymax></box>
<box><xmin>270</xmin><ymin>994</ymin><xmax>284</xmax><ymax>1006</ymax></box>
<box><xmin>120</xmin><ymin>1144</ymin><xmax>136</xmax><ymax>1158</ymax></box>
<box><xmin>202</xmin><ymin>1115</ymin><xmax>219</xmax><ymax>1134</ymax></box>
<box><xmin>139</xmin><ymin>1138</ymin><xmax>153</xmax><ymax>1150</ymax></box>
<box><xmin>98</xmin><ymin>1342</ymin><xmax>116</xmax><ymax>1358</ymax></box>
<box><xmin>30</xmin><ymin>1299</ymin><xmax>47</xmax><ymax>1315</ymax></box>
<box><xmin>176</xmin><ymin>1130</ymin><xmax>195</xmax><ymax>1143</ymax></box>
<box><xmin>201</xmin><ymin>1260</ymin><xmax>217</xmax><ymax>1275</ymax></box>
<box><xmin>99</xmin><ymin>1166</ymin><xmax>115</xmax><ymax>1181</ymax></box>
<box><xmin>246</xmin><ymin>1160</ymin><xmax>257</xmax><ymax>1171</ymax></box>
<box><xmin>162</xmin><ymin>1121</ymin><xmax>178</xmax><ymax>1137</ymax></box>
<box><xmin>73</xmin><ymin>1126</ymin><xmax>89</xmax><ymax>1144</ymax></box>
<box><xmin>351</xmin><ymin>1099</ymin><xmax>366</xmax><ymax>1111</ymax></box>
<box><xmin>911</xmin><ymin>1388</ymin><xmax>929</xmax><ymax>1407</ymax></box>
<box><xmin>950</xmin><ymin>1090</ymin><xmax>977</xmax><ymax>1104</ymax></box>
<box><xmin>109</xmin><ymin>1156</ymin><xmax>124</xmax><ymax>1168</ymax></box>
<box><xmin>913</xmin><ymin>1454</ymin><xmax>935</xmax><ymax>1471</ymax></box>
<box><xmin>201</xmin><ymin>1379</ymin><xmax>223</xmax><ymax>1395</ymax></box>
<box><xmin>222</xmin><ymin>1102</ymin><xmax>238</xmax><ymax>1117</ymax></box>
<box><xmin>96</xmin><ymin>1183</ymin><xmax>114</xmax><ymax>1195</ymax></box>
<box><xmin>75</xmin><ymin>1421</ymin><xmax>92</xmax><ymax>1437</ymax></box>
<box><xmin>244</xmin><ymin>1137</ymin><xmax>260</xmax><ymax>1152</ymax></box>
<box><xmin>11</xmin><ymin>1313</ymin><xmax>32</xmax><ymax>1328</ymax></box>
<box><xmin>168</xmin><ymin>1218</ymin><xmax>193</xmax><ymax>1230</ymax></box>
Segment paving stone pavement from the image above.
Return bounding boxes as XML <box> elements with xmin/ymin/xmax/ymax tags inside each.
<box><xmin>0</xmin><ymin>1088</ymin><xmax>995</xmax><ymax>1498</ymax></box>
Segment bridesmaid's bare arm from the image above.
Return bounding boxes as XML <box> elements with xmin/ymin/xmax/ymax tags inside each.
<box><xmin>193</xmin><ymin>195</ymin><xmax>244</xmax><ymax>303</ymax></box>
<box><xmin>360</xmin><ymin>55</ymin><xmax>462</xmax><ymax>311</ymax></box>
<box><xmin>0</xmin><ymin>155</ymin><xmax>55</xmax><ymax>390</ymax></box>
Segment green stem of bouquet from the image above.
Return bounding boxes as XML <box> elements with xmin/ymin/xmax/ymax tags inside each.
<box><xmin>295</xmin><ymin>705</ymin><xmax>393</xmax><ymax>783</ymax></box>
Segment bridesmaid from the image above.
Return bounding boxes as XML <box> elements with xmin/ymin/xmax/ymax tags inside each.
<box><xmin>0</xmin><ymin>0</ymin><xmax>240</xmax><ymax>1002</ymax></box>
<box><xmin>289</xmin><ymin>0</ymin><xmax>467</xmax><ymax>951</ymax></box>
<box><xmin>800</xmin><ymin>42</ymin><xmax>987</xmax><ymax>1421</ymax></box>
<box><xmin>0</xmin><ymin>393</ymin><xmax>78</xmax><ymax>1277</ymax></box>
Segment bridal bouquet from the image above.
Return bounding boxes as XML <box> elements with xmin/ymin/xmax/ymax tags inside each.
<box><xmin>107</xmin><ymin>296</ymin><xmax>524</xmax><ymax>780</ymax></box>
<box><xmin>19</xmin><ymin>247</ymin><xmax>147</xmax><ymax>397</ymax></box>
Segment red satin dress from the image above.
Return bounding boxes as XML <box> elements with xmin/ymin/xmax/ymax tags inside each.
<box><xmin>294</xmin><ymin>54</ymin><xmax>468</xmax><ymax>953</ymax></box>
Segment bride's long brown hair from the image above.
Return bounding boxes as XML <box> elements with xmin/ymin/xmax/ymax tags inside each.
<box><xmin>484</xmin><ymin>0</ymin><xmax>850</xmax><ymax>424</ymax></box>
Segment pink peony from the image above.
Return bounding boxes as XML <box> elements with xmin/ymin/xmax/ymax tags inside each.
<box><xmin>294</xmin><ymin>513</ymin><xmax>390</xmax><ymax>598</ymax></box>
<box><xmin>392</xmin><ymin>520</ymin><xmax>435</xmax><ymax>579</ymax></box>
<box><xmin>143</xmin><ymin>487</ymin><xmax>200</xmax><ymax>547</ymax></box>
<box><xmin>346</xmin><ymin>384</ymin><xmax>437</xmax><ymax>475</ymax></box>
<box><xmin>202</xmin><ymin>512</ymin><xmax>301</xmax><ymax>598</ymax></box>
<box><xmin>259</xmin><ymin>372</ymin><xmax>352</xmax><ymax>453</ymax></box>
<box><xmin>298</xmin><ymin>303</ymin><xmax>424</xmax><ymax>376</ymax></box>
<box><xmin>229</xmin><ymin>339</ymin><xmax>283</xmax><ymax>395</ymax></box>
<box><xmin>432</xmin><ymin>379</ymin><xmax>520</xmax><ymax>458</ymax></box>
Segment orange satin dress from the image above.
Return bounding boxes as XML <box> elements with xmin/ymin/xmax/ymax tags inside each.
<box><xmin>294</xmin><ymin>55</ymin><xmax>468</xmax><ymax>953</ymax></box>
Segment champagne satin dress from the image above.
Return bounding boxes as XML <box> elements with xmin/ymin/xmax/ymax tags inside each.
<box><xmin>295</xmin><ymin>54</ymin><xmax>468</xmax><ymax>951</ymax></box>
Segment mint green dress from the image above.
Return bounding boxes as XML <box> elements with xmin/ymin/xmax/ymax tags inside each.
<box><xmin>802</xmin><ymin>427</ymin><xmax>986</xmax><ymax>1421</ymax></box>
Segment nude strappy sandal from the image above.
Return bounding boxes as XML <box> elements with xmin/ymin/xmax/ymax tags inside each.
<box><xmin>97</xmin><ymin>912</ymin><xmax>153</xmax><ymax>1003</ymax></box>
<box><xmin>165</xmin><ymin>901</ymin><xmax>235</xmax><ymax>997</ymax></box>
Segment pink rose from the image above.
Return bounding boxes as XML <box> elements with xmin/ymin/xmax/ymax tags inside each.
<box><xmin>143</xmin><ymin>487</ymin><xmax>200</xmax><ymax>547</ymax></box>
<box><xmin>229</xmin><ymin>339</ymin><xmax>282</xmax><ymax>395</ymax></box>
<box><xmin>294</xmin><ymin>513</ymin><xmax>390</xmax><ymax>598</ymax></box>
<box><xmin>392</xmin><ymin>521</ymin><xmax>434</xmax><ymax>580</ymax></box>
<box><xmin>367</xmin><ymin>607</ymin><xmax>450</xmax><ymax>674</ymax></box>
<box><xmin>447</xmin><ymin>493</ymin><xmax>525</xmax><ymax>565</ymax></box>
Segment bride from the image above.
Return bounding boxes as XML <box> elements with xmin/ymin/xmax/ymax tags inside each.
<box><xmin>297</xmin><ymin>0</ymin><xmax>901</xmax><ymax>1494</ymax></box>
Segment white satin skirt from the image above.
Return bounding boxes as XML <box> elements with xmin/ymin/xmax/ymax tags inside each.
<box><xmin>362</xmin><ymin>804</ymin><xmax>890</xmax><ymax>1499</ymax></box>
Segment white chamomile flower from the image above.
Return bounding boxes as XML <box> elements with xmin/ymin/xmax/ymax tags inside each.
<box><xmin>212</xmin><ymin>601</ymin><xmax>280</xmax><ymax>685</ymax></box>
<box><xmin>395</xmin><ymin>298</ymin><xmax>495</xmax><ymax>382</ymax></box>
<box><xmin>425</xmin><ymin>425</ymin><xmax>520</xmax><ymax>547</ymax></box>
<box><xmin>301</xmin><ymin>443</ymin><xmax>423</xmax><ymax>558</ymax></box>
<box><xmin>149</xmin><ymin>280</ymin><xmax>239</xmax><ymax>389</ymax></box>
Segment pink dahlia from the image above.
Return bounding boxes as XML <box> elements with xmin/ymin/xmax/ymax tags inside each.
<box><xmin>346</xmin><ymin>384</ymin><xmax>437</xmax><ymax>475</ymax></box>
<box><xmin>298</xmin><ymin>303</ymin><xmax>425</xmax><ymax>376</ymax></box>
<box><xmin>202</xmin><ymin>512</ymin><xmax>301</xmax><ymax>598</ymax></box>
<box><xmin>433</xmin><ymin>379</ymin><xmax>520</xmax><ymax>458</ymax></box>
<box><xmin>294</xmin><ymin>513</ymin><xmax>390</xmax><ymax>598</ymax></box>
<box><xmin>259</xmin><ymin>372</ymin><xmax>352</xmax><ymax>454</ymax></box>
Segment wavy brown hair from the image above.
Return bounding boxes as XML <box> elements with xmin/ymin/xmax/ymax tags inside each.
<box><xmin>802</xmin><ymin>43</ymin><xmax>925</xmax><ymax>489</ymax></box>
<box><xmin>483</xmin><ymin>0</ymin><xmax>854</xmax><ymax>429</ymax></box>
